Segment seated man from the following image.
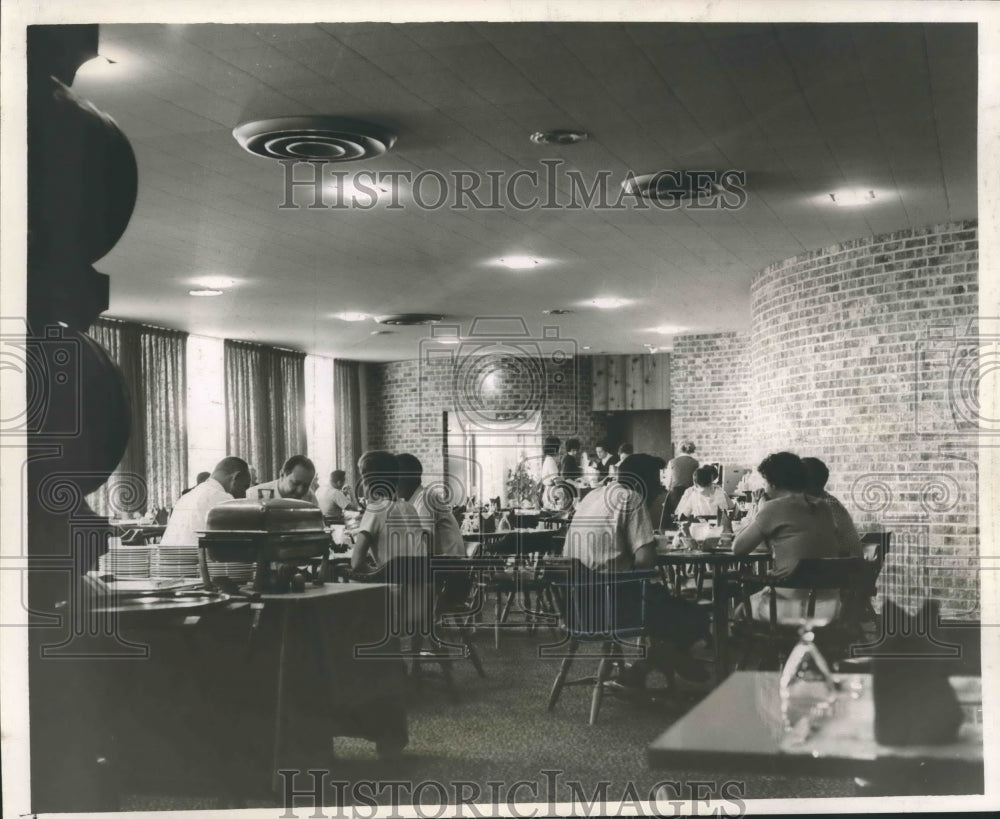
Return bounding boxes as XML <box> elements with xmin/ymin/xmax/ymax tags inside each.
<box><xmin>675</xmin><ymin>465</ymin><xmax>731</xmax><ymax>519</ymax></box>
<box><xmin>316</xmin><ymin>469</ymin><xmax>358</xmax><ymax>520</ymax></box>
<box><xmin>564</xmin><ymin>453</ymin><xmax>711</xmax><ymax>683</ymax></box>
<box><xmin>396</xmin><ymin>453</ymin><xmax>465</xmax><ymax>557</ymax></box>
<box><xmin>802</xmin><ymin>456</ymin><xmax>864</xmax><ymax>558</ymax></box>
<box><xmin>351</xmin><ymin>450</ymin><xmax>427</xmax><ymax>572</ymax></box>
<box><xmin>247</xmin><ymin>454</ymin><xmax>319</xmax><ymax>505</ymax></box>
<box><xmin>161</xmin><ymin>457</ymin><xmax>252</xmax><ymax>545</ymax></box>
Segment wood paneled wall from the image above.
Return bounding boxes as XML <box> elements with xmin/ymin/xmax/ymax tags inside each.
<box><xmin>590</xmin><ymin>353</ymin><xmax>670</xmax><ymax>411</ymax></box>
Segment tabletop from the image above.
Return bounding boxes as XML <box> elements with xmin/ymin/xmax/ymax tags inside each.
<box><xmin>648</xmin><ymin>671</ymin><xmax>983</xmax><ymax>788</ymax></box>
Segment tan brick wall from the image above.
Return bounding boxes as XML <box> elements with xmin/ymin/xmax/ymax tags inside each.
<box><xmin>673</xmin><ymin>221</ymin><xmax>979</xmax><ymax>617</ymax></box>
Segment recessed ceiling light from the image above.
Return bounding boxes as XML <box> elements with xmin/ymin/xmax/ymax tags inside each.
<box><xmin>189</xmin><ymin>289</ymin><xmax>224</xmax><ymax>297</ymax></box>
<box><xmin>829</xmin><ymin>189</ymin><xmax>876</xmax><ymax>207</ymax></box>
<box><xmin>648</xmin><ymin>324</ymin><xmax>687</xmax><ymax>335</ymax></box>
<box><xmin>437</xmin><ymin>337</ymin><xmax>461</xmax><ymax>345</ymax></box>
<box><xmin>542</xmin><ymin>309</ymin><xmax>575</xmax><ymax>315</ymax></box>
<box><xmin>370</xmin><ymin>329</ymin><xmax>393</xmax><ymax>335</ymax></box>
<box><xmin>529</xmin><ymin>130</ymin><xmax>589</xmax><ymax>145</ymax></box>
<box><xmin>587</xmin><ymin>297</ymin><xmax>632</xmax><ymax>309</ymax></box>
<box><xmin>332</xmin><ymin>312</ymin><xmax>370</xmax><ymax>322</ymax></box>
<box><xmin>497</xmin><ymin>256</ymin><xmax>544</xmax><ymax>270</ymax></box>
<box><xmin>191</xmin><ymin>276</ymin><xmax>239</xmax><ymax>289</ymax></box>
<box><xmin>582</xmin><ymin>346</ymin><xmax>592</xmax><ymax>350</ymax></box>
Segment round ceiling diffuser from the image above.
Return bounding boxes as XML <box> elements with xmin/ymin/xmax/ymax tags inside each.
<box><xmin>623</xmin><ymin>171</ymin><xmax>726</xmax><ymax>201</ymax></box>
<box><xmin>375</xmin><ymin>314</ymin><xmax>444</xmax><ymax>326</ymax></box>
<box><xmin>530</xmin><ymin>129</ymin><xmax>589</xmax><ymax>145</ymax></box>
<box><xmin>233</xmin><ymin>116</ymin><xmax>396</xmax><ymax>161</ymax></box>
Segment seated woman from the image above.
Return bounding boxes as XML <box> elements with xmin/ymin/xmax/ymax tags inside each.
<box><xmin>674</xmin><ymin>465</ymin><xmax>731</xmax><ymax>519</ymax></box>
<box><xmin>732</xmin><ymin>452</ymin><xmax>843</xmax><ymax>623</ymax></box>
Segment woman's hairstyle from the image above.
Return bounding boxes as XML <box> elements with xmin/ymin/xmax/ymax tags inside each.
<box><xmin>618</xmin><ymin>442</ymin><xmax>634</xmax><ymax>456</ymax></box>
<box><xmin>693</xmin><ymin>465</ymin><xmax>717</xmax><ymax>488</ymax></box>
<box><xmin>565</xmin><ymin>438</ymin><xmax>581</xmax><ymax>452</ymax></box>
<box><xmin>801</xmin><ymin>457</ymin><xmax>830</xmax><ymax>494</ymax></box>
<box><xmin>543</xmin><ymin>436</ymin><xmax>561</xmax><ymax>456</ymax></box>
<box><xmin>680</xmin><ymin>441</ymin><xmax>696</xmax><ymax>454</ymax></box>
<box><xmin>617</xmin><ymin>453</ymin><xmax>666</xmax><ymax>502</ymax></box>
<box><xmin>757</xmin><ymin>451</ymin><xmax>807</xmax><ymax>492</ymax></box>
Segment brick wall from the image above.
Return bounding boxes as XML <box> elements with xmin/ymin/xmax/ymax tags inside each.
<box><xmin>670</xmin><ymin>332</ymin><xmax>753</xmax><ymax>467</ymax></box>
<box><xmin>366</xmin><ymin>354</ymin><xmax>605</xmax><ymax>480</ymax></box>
<box><xmin>748</xmin><ymin>220</ymin><xmax>979</xmax><ymax>617</ymax></box>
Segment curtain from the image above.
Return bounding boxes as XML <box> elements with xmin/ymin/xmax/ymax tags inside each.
<box><xmin>334</xmin><ymin>360</ymin><xmax>363</xmax><ymax>492</ymax></box>
<box><xmin>85</xmin><ymin>318</ymin><xmax>187</xmax><ymax>516</ymax></box>
<box><xmin>224</xmin><ymin>340</ymin><xmax>307</xmax><ymax>483</ymax></box>
<box><xmin>140</xmin><ymin>326</ymin><xmax>188</xmax><ymax>510</ymax></box>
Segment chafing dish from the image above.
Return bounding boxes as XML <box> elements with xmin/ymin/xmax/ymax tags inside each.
<box><xmin>198</xmin><ymin>498</ymin><xmax>331</xmax><ymax>591</ymax></box>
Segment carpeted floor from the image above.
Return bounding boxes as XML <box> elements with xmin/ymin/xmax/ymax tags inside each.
<box><xmin>121</xmin><ymin>621</ymin><xmax>855</xmax><ymax>812</ymax></box>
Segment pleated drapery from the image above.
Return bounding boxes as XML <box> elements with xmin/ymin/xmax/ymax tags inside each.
<box><xmin>85</xmin><ymin>318</ymin><xmax>188</xmax><ymax>516</ymax></box>
<box><xmin>224</xmin><ymin>340</ymin><xmax>307</xmax><ymax>483</ymax></box>
<box><xmin>334</xmin><ymin>360</ymin><xmax>363</xmax><ymax>492</ymax></box>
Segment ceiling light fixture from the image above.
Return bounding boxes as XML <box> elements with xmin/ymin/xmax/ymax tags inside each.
<box><xmin>191</xmin><ymin>276</ymin><xmax>239</xmax><ymax>289</ymax></box>
<box><xmin>588</xmin><ymin>297</ymin><xmax>631</xmax><ymax>309</ymax></box>
<box><xmin>829</xmin><ymin>189</ymin><xmax>876</xmax><ymax>207</ymax></box>
<box><xmin>188</xmin><ymin>289</ymin><xmax>224</xmax><ymax>297</ymax></box>
<box><xmin>648</xmin><ymin>324</ymin><xmax>687</xmax><ymax>335</ymax></box>
<box><xmin>233</xmin><ymin>116</ymin><xmax>396</xmax><ymax>162</ymax></box>
<box><xmin>75</xmin><ymin>55</ymin><xmax>118</xmax><ymax>80</ymax></box>
<box><xmin>497</xmin><ymin>256</ymin><xmax>544</xmax><ymax>270</ymax></box>
<box><xmin>623</xmin><ymin>171</ymin><xmax>725</xmax><ymax>201</ymax></box>
<box><xmin>332</xmin><ymin>312</ymin><xmax>370</xmax><ymax>322</ymax></box>
<box><xmin>542</xmin><ymin>309</ymin><xmax>574</xmax><ymax>316</ymax></box>
<box><xmin>529</xmin><ymin>129</ymin><xmax>589</xmax><ymax>146</ymax></box>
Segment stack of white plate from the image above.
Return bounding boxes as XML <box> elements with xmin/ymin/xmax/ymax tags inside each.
<box><xmin>206</xmin><ymin>560</ymin><xmax>255</xmax><ymax>582</ymax></box>
<box><xmin>150</xmin><ymin>545</ymin><xmax>201</xmax><ymax>579</ymax></box>
<box><xmin>98</xmin><ymin>545</ymin><xmax>154</xmax><ymax>579</ymax></box>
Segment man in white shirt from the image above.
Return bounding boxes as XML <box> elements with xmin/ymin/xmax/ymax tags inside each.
<box><xmin>351</xmin><ymin>450</ymin><xmax>428</xmax><ymax>571</ymax></box>
<box><xmin>316</xmin><ymin>469</ymin><xmax>358</xmax><ymax>519</ymax></box>
<box><xmin>396</xmin><ymin>453</ymin><xmax>465</xmax><ymax>557</ymax></box>
<box><xmin>160</xmin><ymin>457</ymin><xmax>252</xmax><ymax>545</ymax></box>
<box><xmin>246</xmin><ymin>454</ymin><xmax>319</xmax><ymax>505</ymax></box>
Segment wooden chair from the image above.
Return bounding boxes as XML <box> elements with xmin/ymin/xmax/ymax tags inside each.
<box><xmin>353</xmin><ymin>555</ymin><xmax>484</xmax><ymax>702</ymax></box>
<box><xmin>471</xmin><ymin>529</ymin><xmax>562</xmax><ymax>649</ymax></box>
<box><xmin>545</xmin><ymin>560</ymin><xmax>664</xmax><ymax>725</ymax></box>
<box><xmin>733</xmin><ymin>557</ymin><xmax>868</xmax><ymax>671</ymax></box>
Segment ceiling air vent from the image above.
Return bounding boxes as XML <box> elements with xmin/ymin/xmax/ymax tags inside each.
<box><xmin>233</xmin><ymin>116</ymin><xmax>396</xmax><ymax>161</ymax></box>
<box><xmin>375</xmin><ymin>314</ymin><xmax>445</xmax><ymax>326</ymax></box>
<box><xmin>623</xmin><ymin>171</ymin><xmax>726</xmax><ymax>201</ymax></box>
<box><xmin>530</xmin><ymin>129</ymin><xmax>589</xmax><ymax>146</ymax></box>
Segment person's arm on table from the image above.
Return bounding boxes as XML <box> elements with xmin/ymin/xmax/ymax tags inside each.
<box><xmin>732</xmin><ymin>518</ymin><xmax>766</xmax><ymax>555</ymax></box>
<box><xmin>632</xmin><ymin>541</ymin><xmax>657</xmax><ymax>569</ymax></box>
<box><xmin>351</xmin><ymin>531</ymin><xmax>374</xmax><ymax>571</ymax></box>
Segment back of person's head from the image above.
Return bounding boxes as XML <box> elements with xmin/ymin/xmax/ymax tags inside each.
<box><xmin>281</xmin><ymin>454</ymin><xmax>316</xmax><ymax>476</ymax></box>
<box><xmin>330</xmin><ymin>469</ymin><xmax>346</xmax><ymax>483</ymax></box>
<box><xmin>757</xmin><ymin>451</ymin><xmax>807</xmax><ymax>492</ymax></box>
<box><xmin>617</xmin><ymin>453</ymin><xmax>666</xmax><ymax>502</ymax></box>
<box><xmin>195</xmin><ymin>471</ymin><xmax>211</xmax><ymax>484</ymax></box>
<box><xmin>801</xmin><ymin>457</ymin><xmax>830</xmax><ymax>494</ymax></box>
<box><xmin>396</xmin><ymin>452</ymin><xmax>423</xmax><ymax>483</ymax></box>
<box><xmin>565</xmin><ymin>438</ymin><xmax>581</xmax><ymax>452</ymax></box>
<box><xmin>680</xmin><ymin>441</ymin><xmax>696</xmax><ymax>455</ymax></box>
<box><xmin>358</xmin><ymin>450</ymin><xmax>399</xmax><ymax>500</ymax></box>
<box><xmin>693</xmin><ymin>465</ymin><xmax>717</xmax><ymax>488</ymax></box>
<box><xmin>543</xmin><ymin>436</ymin><xmax>561</xmax><ymax>456</ymax></box>
<box><xmin>213</xmin><ymin>456</ymin><xmax>249</xmax><ymax>479</ymax></box>
<box><xmin>618</xmin><ymin>442</ymin><xmax>634</xmax><ymax>456</ymax></box>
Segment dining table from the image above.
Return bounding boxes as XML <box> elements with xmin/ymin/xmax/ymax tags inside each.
<box><xmin>654</xmin><ymin>535</ymin><xmax>772</xmax><ymax>684</ymax></box>
<box><xmin>648</xmin><ymin>671</ymin><xmax>984</xmax><ymax>795</ymax></box>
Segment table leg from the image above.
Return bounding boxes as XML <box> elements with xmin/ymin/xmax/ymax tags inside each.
<box><xmin>712</xmin><ymin>566</ymin><xmax>730</xmax><ymax>686</ymax></box>
<box><xmin>271</xmin><ymin>606</ymin><xmax>290</xmax><ymax>793</ymax></box>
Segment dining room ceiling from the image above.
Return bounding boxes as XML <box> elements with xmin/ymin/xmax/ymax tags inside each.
<box><xmin>72</xmin><ymin>21</ymin><xmax>977</xmax><ymax>360</ymax></box>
